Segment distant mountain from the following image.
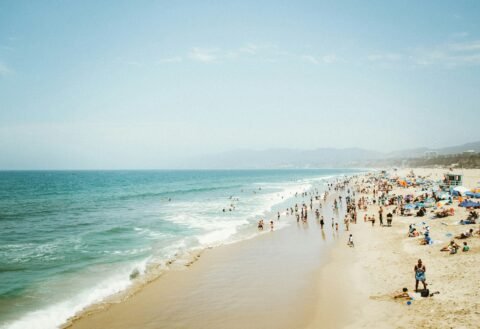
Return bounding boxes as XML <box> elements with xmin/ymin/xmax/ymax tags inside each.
<box><xmin>183</xmin><ymin>147</ymin><xmax>382</xmax><ymax>169</ymax></box>
<box><xmin>385</xmin><ymin>142</ymin><xmax>480</xmax><ymax>159</ymax></box>
<box><xmin>435</xmin><ymin>141</ymin><xmax>480</xmax><ymax>155</ymax></box>
<box><xmin>178</xmin><ymin>141</ymin><xmax>480</xmax><ymax>169</ymax></box>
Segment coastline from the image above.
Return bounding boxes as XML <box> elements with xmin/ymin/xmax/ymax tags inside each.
<box><xmin>65</xmin><ymin>219</ymin><xmax>336</xmax><ymax>329</ymax></box>
<box><xmin>61</xmin><ymin>172</ymin><xmax>349</xmax><ymax>329</ymax></box>
<box><xmin>3</xmin><ymin>170</ymin><xmax>353</xmax><ymax>329</ymax></box>
<box><xmin>65</xmin><ymin>168</ymin><xmax>480</xmax><ymax>329</ymax></box>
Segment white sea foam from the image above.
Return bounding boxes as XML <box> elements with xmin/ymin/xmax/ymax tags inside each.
<box><xmin>2</xmin><ymin>259</ymin><xmax>149</xmax><ymax>329</ymax></box>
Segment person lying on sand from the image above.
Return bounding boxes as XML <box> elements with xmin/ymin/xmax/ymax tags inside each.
<box><xmin>468</xmin><ymin>210</ymin><xmax>479</xmax><ymax>220</ymax></box>
<box><xmin>455</xmin><ymin>229</ymin><xmax>474</xmax><ymax>239</ymax></box>
<box><xmin>394</xmin><ymin>287</ymin><xmax>413</xmax><ymax>299</ymax></box>
<box><xmin>460</xmin><ymin>218</ymin><xmax>476</xmax><ymax>225</ymax></box>
<box><xmin>440</xmin><ymin>240</ymin><xmax>460</xmax><ymax>254</ymax></box>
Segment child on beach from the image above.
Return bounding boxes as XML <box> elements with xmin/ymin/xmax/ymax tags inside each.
<box><xmin>347</xmin><ymin>234</ymin><xmax>354</xmax><ymax>247</ymax></box>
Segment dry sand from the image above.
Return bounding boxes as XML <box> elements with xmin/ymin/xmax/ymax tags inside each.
<box><xmin>66</xmin><ymin>168</ymin><xmax>480</xmax><ymax>329</ymax></box>
<box><xmin>311</xmin><ymin>168</ymin><xmax>480</xmax><ymax>329</ymax></box>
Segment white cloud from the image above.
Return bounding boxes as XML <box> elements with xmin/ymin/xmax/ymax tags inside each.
<box><xmin>413</xmin><ymin>40</ymin><xmax>480</xmax><ymax>66</ymax></box>
<box><xmin>301</xmin><ymin>55</ymin><xmax>319</xmax><ymax>65</ymax></box>
<box><xmin>322</xmin><ymin>54</ymin><xmax>337</xmax><ymax>64</ymax></box>
<box><xmin>114</xmin><ymin>58</ymin><xmax>144</xmax><ymax>67</ymax></box>
<box><xmin>447</xmin><ymin>40</ymin><xmax>480</xmax><ymax>52</ymax></box>
<box><xmin>156</xmin><ymin>56</ymin><xmax>182</xmax><ymax>64</ymax></box>
<box><xmin>366</xmin><ymin>40</ymin><xmax>480</xmax><ymax>68</ymax></box>
<box><xmin>301</xmin><ymin>54</ymin><xmax>338</xmax><ymax>65</ymax></box>
<box><xmin>187</xmin><ymin>44</ymin><xmax>284</xmax><ymax>63</ymax></box>
<box><xmin>367</xmin><ymin>53</ymin><xmax>403</xmax><ymax>62</ymax></box>
<box><xmin>450</xmin><ymin>32</ymin><xmax>469</xmax><ymax>39</ymax></box>
<box><xmin>238</xmin><ymin>44</ymin><xmax>258</xmax><ymax>55</ymax></box>
<box><xmin>188</xmin><ymin>47</ymin><xmax>219</xmax><ymax>62</ymax></box>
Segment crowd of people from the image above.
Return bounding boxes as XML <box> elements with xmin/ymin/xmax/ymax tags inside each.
<box><xmin>253</xmin><ymin>169</ymin><xmax>480</xmax><ymax>302</ymax></box>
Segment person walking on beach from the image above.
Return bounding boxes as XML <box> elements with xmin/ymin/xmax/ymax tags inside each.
<box><xmin>344</xmin><ymin>216</ymin><xmax>350</xmax><ymax>231</ymax></box>
<box><xmin>320</xmin><ymin>216</ymin><xmax>325</xmax><ymax>229</ymax></box>
<box><xmin>414</xmin><ymin>259</ymin><xmax>427</xmax><ymax>292</ymax></box>
<box><xmin>387</xmin><ymin>212</ymin><xmax>393</xmax><ymax>226</ymax></box>
<box><xmin>347</xmin><ymin>234</ymin><xmax>354</xmax><ymax>247</ymax></box>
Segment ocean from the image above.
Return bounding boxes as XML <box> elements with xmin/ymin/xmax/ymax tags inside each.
<box><xmin>0</xmin><ymin>169</ymin><xmax>359</xmax><ymax>329</ymax></box>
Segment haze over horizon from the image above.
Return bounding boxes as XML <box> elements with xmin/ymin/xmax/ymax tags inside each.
<box><xmin>1</xmin><ymin>1</ymin><xmax>480</xmax><ymax>169</ymax></box>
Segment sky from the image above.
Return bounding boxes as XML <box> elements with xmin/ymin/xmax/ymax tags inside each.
<box><xmin>1</xmin><ymin>0</ymin><xmax>480</xmax><ymax>169</ymax></box>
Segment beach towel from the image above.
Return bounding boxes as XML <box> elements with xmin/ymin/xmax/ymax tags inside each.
<box><xmin>415</xmin><ymin>271</ymin><xmax>426</xmax><ymax>282</ymax></box>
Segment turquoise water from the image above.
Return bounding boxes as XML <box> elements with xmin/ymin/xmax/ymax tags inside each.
<box><xmin>0</xmin><ymin>169</ymin><xmax>357</xmax><ymax>329</ymax></box>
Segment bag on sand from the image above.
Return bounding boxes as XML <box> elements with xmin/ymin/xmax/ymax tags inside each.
<box><xmin>420</xmin><ymin>289</ymin><xmax>430</xmax><ymax>297</ymax></box>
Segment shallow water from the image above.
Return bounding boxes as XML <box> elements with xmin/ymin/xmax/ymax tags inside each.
<box><xmin>0</xmin><ymin>169</ymin><xmax>357</xmax><ymax>329</ymax></box>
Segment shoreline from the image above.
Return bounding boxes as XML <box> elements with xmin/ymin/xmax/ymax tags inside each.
<box><xmin>65</xmin><ymin>167</ymin><xmax>480</xmax><ymax>328</ymax></box>
<box><xmin>61</xmin><ymin>173</ymin><xmax>351</xmax><ymax>329</ymax></box>
<box><xmin>3</xmin><ymin>170</ymin><xmax>352</xmax><ymax>329</ymax></box>
<box><xmin>65</xmin><ymin>220</ymin><xmax>337</xmax><ymax>329</ymax></box>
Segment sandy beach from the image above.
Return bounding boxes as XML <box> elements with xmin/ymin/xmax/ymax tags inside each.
<box><xmin>65</xmin><ymin>168</ymin><xmax>480</xmax><ymax>329</ymax></box>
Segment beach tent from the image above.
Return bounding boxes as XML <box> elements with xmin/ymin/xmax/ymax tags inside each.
<box><xmin>452</xmin><ymin>186</ymin><xmax>469</xmax><ymax>196</ymax></box>
<box><xmin>459</xmin><ymin>200</ymin><xmax>480</xmax><ymax>208</ymax></box>
<box><xmin>436</xmin><ymin>192</ymin><xmax>450</xmax><ymax>200</ymax></box>
<box><xmin>423</xmin><ymin>198</ymin><xmax>436</xmax><ymax>208</ymax></box>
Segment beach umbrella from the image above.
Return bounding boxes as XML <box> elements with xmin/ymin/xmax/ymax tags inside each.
<box><xmin>459</xmin><ymin>200</ymin><xmax>480</xmax><ymax>208</ymax></box>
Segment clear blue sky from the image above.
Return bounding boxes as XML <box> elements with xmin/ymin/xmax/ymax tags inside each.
<box><xmin>1</xmin><ymin>1</ymin><xmax>480</xmax><ymax>169</ymax></box>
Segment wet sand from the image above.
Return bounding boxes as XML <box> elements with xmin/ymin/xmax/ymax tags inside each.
<box><xmin>66</xmin><ymin>213</ymin><xmax>342</xmax><ymax>329</ymax></box>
